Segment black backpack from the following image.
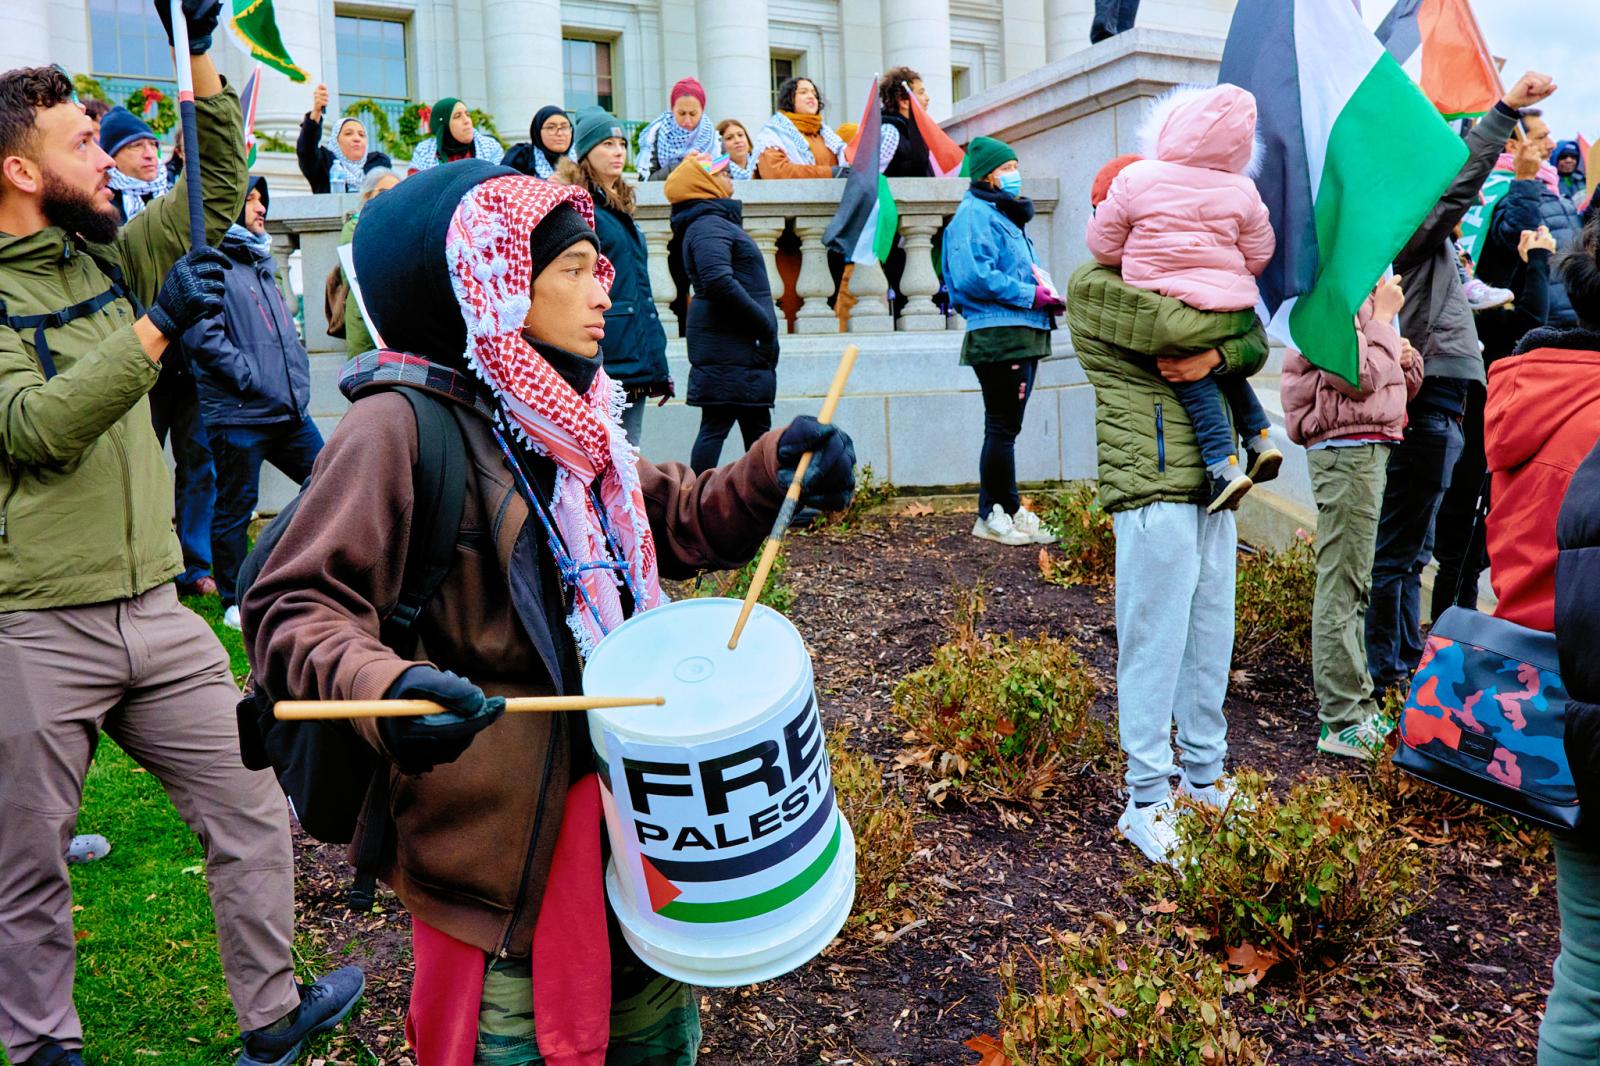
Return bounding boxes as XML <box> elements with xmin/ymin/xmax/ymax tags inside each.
<box><xmin>235</xmin><ymin>386</ymin><xmax>467</xmax><ymax>909</ymax></box>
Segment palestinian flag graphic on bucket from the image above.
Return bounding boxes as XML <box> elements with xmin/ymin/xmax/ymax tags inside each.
<box><xmin>1219</xmin><ymin>0</ymin><xmax>1467</xmax><ymax>385</ymax></box>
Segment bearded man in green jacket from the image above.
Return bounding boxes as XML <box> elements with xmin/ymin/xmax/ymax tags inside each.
<box><xmin>0</xmin><ymin>5</ymin><xmax>361</xmax><ymax>1064</ymax></box>
<box><xmin>1067</xmin><ymin>258</ymin><xmax>1269</xmax><ymax>868</ymax></box>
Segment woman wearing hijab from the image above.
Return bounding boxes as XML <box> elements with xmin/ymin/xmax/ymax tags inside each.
<box><xmin>243</xmin><ymin>160</ymin><xmax>856</xmax><ymax>1066</ymax></box>
<box><xmin>296</xmin><ymin>82</ymin><xmax>394</xmax><ymax>194</ymax></box>
<box><xmin>409</xmin><ymin>97</ymin><xmax>506</xmax><ymax>171</ymax></box>
<box><xmin>637</xmin><ymin>78</ymin><xmax>719</xmax><ymax>181</ymax></box>
<box><xmin>755</xmin><ymin>77</ymin><xmax>848</xmax><ymax>179</ymax></box>
<box><xmin>504</xmin><ymin>105</ymin><xmax>575</xmax><ymax>180</ymax></box>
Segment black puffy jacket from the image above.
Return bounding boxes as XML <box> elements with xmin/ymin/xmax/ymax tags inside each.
<box><xmin>1556</xmin><ymin>440</ymin><xmax>1600</xmax><ymax>843</ymax></box>
<box><xmin>591</xmin><ymin>187</ymin><xmax>670</xmax><ymax>391</ymax></box>
<box><xmin>180</xmin><ymin>231</ymin><xmax>312</xmax><ymax>427</ymax></box>
<box><xmin>670</xmin><ymin>197</ymin><xmax>779</xmax><ymax>407</ymax></box>
<box><xmin>1481</xmin><ymin>178</ymin><xmax>1582</xmax><ymax>328</ymax></box>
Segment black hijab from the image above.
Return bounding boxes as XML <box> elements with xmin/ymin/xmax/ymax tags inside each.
<box><xmin>530</xmin><ymin>105</ymin><xmax>569</xmax><ymax>168</ymax></box>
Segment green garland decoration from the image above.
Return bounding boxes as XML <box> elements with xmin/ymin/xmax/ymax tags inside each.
<box><xmin>126</xmin><ymin>85</ymin><xmax>176</xmax><ymax>136</ymax></box>
<box><xmin>73</xmin><ymin>73</ymin><xmax>109</xmax><ymax>105</ymax></box>
<box><xmin>396</xmin><ymin>102</ymin><xmax>429</xmax><ymax>156</ymax></box>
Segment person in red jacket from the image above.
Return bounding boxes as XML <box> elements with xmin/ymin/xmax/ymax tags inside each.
<box><xmin>1483</xmin><ymin>220</ymin><xmax>1600</xmax><ymax>631</ymax></box>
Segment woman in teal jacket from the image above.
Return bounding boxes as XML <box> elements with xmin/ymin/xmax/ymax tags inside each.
<box><xmin>943</xmin><ymin>136</ymin><xmax>1063</xmax><ymax>547</ymax></box>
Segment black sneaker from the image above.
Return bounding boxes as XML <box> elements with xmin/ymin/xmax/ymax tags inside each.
<box><xmin>1206</xmin><ymin>468</ymin><xmax>1254</xmax><ymax>514</ymax></box>
<box><xmin>238</xmin><ymin>966</ymin><xmax>365</xmax><ymax>1066</ymax></box>
<box><xmin>1244</xmin><ymin>440</ymin><xmax>1283</xmax><ymax>483</ymax></box>
<box><xmin>23</xmin><ymin>1045</ymin><xmax>85</xmax><ymax>1066</ymax></box>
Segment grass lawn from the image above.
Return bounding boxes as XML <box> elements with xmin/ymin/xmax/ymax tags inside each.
<box><xmin>0</xmin><ymin>594</ymin><xmax>348</xmax><ymax>1066</ymax></box>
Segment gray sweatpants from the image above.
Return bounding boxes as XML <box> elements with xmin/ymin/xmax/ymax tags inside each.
<box><xmin>1112</xmin><ymin>502</ymin><xmax>1236</xmax><ymax>804</ymax></box>
<box><xmin>0</xmin><ymin>584</ymin><xmax>298</xmax><ymax>1061</ymax></box>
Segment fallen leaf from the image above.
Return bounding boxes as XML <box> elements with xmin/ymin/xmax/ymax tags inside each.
<box><xmin>964</xmin><ymin>1033</ymin><xmax>1007</xmax><ymax>1066</ymax></box>
<box><xmin>901</xmin><ymin>501</ymin><xmax>935</xmax><ymax>518</ymax></box>
<box><xmin>1142</xmin><ymin>898</ymin><xmax>1179</xmax><ymax>915</ymax></box>
<box><xmin>1223</xmin><ymin>941</ymin><xmax>1280</xmax><ymax>992</ymax></box>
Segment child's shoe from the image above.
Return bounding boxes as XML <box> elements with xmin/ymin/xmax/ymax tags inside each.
<box><xmin>1243</xmin><ymin>431</ymin><xmax>1282</xmax><ymax>483</ymax></box>
<box><xmin>1205</xmin><ymin>459</ymin><xmax>1253</xmax><ymax>514</ymax></box>
<box><xmin>1463</xmin><ymin>277</ymin><xmax>1515</xmax><ymax>312</ymax></box>
<box><xmin>972</xmin><ymin>504</ymin><xmax>1033</xmax><ymax>546</ymax></box>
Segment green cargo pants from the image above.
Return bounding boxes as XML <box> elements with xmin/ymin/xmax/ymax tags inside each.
<box><xmin>1308</xmin><ymin>444</ymin><xmax>1390</xmax><ymax>730</ymax></box>
<box><xmin>476</xmin><ymin>916</ymin><xmax>699</xmax><ymax>1066</ymax></box>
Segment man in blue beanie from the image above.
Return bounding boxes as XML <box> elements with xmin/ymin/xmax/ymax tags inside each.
<box><xmin>100</xmin><ymin>105</ymin><xmax>168</xmax><ymax>223</ymax></box>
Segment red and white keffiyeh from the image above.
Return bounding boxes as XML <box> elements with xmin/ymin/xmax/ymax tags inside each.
<box><xmin>445</xmin><ymin>175</ymin><xmax>663</xmax><ymax>652</ymax></box>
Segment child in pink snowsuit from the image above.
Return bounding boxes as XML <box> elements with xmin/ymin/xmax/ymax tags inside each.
<box><xmin>1087</xmin><ymin>83</ymin><xmax>1283</xmax><ymax>512</ymax></box>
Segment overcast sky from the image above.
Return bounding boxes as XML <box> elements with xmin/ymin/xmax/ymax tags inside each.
<box><xmin>1360</xmin><ymin>0</ymin><xmax>1600</xmax><ymax>142</ymax></box>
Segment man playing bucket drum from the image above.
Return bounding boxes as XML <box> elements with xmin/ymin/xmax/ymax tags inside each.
<box><xmin>242</xmin><ymin>162</ymin><xmax>856</xmax><ymax>1065</ymax></box>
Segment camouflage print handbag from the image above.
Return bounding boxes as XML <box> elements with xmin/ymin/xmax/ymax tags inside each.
<box><xmin>1394</xmin><ymin>605</ymin><xmax>1580</xmax><ymax>832</ymax></box>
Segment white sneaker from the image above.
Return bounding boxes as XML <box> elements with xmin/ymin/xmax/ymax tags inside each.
<box><xmin>1179</xmin><ymin>773</ymin><xmax>1247</xmax><ymax>812</ymax></box>
<box><xmin>223</xmin><ymin>605</ymin><xmax>242</xmax><ymax>630</ymax></box>
<box><xmin>1463</xmin><ymin>277</ymin><xmax>1515</xmax><ymax>312</ymax></box>
<box><xmin>971</xmin><ymin>504</ymin><xmax>1033</xmax><ymax>546</ymax></box>
<box><xmin>1012</xmin><ymin>505</ymin><xmax>1059</xmax><ymax>545</ymax></box>
<box><xmin>1116</xmin><ymin>797</ymin><xmax>1181</xmax><ymax>866</ymax></box>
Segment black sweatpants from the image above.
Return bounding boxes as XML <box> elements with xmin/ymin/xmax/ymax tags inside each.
<box><xmin>973</xmin><ymin>358</ymin><xmax>1041</xmax><ymax>517</ymax></box>
<box><xmin>690</xmin><ymin>405</ymin><xmax>772</xmax><ymax>474</ymax></box>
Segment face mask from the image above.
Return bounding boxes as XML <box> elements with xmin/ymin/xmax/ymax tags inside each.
<box><xmin>998</xmin><ymin>171</ymin><xmax>1023</xmax><ymax>197</ymax></box>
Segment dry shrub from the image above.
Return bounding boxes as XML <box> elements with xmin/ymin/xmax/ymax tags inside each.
<box><xmin>996</xmin><ymin>921</ymin><xmax>1266</xmax><ymax>1065</ymax></box>
<box><xmin>893</xmin><ymin>589</ymin><xmax>1108</xmax><ymax>803</ymax></box>
<box><xmin>827</xmin><ymin>726</ymin><xmax>931</xmax><ymax>937</ymax></box>
<box><xmin>1233</xmin><ymin>538</ymin><xmax>1316</xmax><ymax>666</ymax></box>
<box><xmin>692</xmin><ymin>548</ymin><xmax>796</xmax><ymax>613</ymax></box>
<box><xmin>813</xmin><ymin>463</ymin><xmax>896</xmax><ymax>532</ymax></box>
<box><xmin>1143</xmin><ymin>772</ymin><xmax>1430</xmax><ymax>989</ymax></box>
<box><xmin>1036</xmin><ymin>483</ymin><xmax>1116</xmax><ymax>588</ymax></box>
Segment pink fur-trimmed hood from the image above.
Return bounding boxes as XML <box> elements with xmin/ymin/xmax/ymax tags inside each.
<box><xmin>1139</xmin><ymin>84</ymin><xmax>1264</xmax><ymax>178</ymax></box>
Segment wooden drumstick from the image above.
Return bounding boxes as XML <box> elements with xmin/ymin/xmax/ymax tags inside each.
<box><xmin>274</xmin><ymin>695</ymin><xmax>665</xmax><ymax>720</ymax></box>
<box><xmin>728</xmin><ymin>343</ymin><xmax>859</xmax><ymax>650</ymax></box>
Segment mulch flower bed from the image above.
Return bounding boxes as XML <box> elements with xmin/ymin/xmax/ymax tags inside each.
<box><xmin>292</xmin><ymin>510</ymin><xmax>1558</xmax><ymax>1065</ymax></box>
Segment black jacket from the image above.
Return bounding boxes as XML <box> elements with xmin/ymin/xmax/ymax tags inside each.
<box><xmin>881</xmin><ymin>111</ymin><xmax>932</xmax><ymax>178</ymax></box>
<box><xmin>296</xmin><ymin>113</ymin><xmax>393</xmax><ymax>194</ymax></box>
<box><xmin>592</xmin><ymin>187</ymin><xmax>670</xmax><ymax>391</ymax></box>
<box><xmin>1476</xmin><ymin>248</ymin><xmax>1552</xmax><ymax>367</ymax></box>
<box><xmin>180</xmin><ymin>230</ymin><xmax>312</xmax><ymax>427</ymax></box>
<box><xmin>670</xmin><ymin>197</ymin><xmax>779</xmax><ymax>407</ymax></box>
<box><xmin>1480</xmin><ymin>178</ymin><xmax>1581</xmax><ymax>328</ymax></box>
<box><xmin>1556</xmin><ymin>439</ymin><xmax>1600</xmax><ymax>843</ymax></box>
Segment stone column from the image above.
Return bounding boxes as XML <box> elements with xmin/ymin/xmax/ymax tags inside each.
<box><xmin>0</xmin><ymin>2</ymin><xmax>53</xmax><ymax>82</ymax></box>
<box><xmin>1045</xmin><ymin>0</ymin><xmax>1095</xmax><ymax>64</ymax></box>
<box><xmin>792</xmin><ymin>221</ymin><xmax>837</xmax><ymax>335</ymax></box>
<box><xmin>880</xmin><ymin>0</ymin><xmax>952</xmax><ymax>119</ymax></box>
<box><xmin>745</xmin><ymin>217</ymin><xmax>787</xmax><ymax>315</ymax></box>
<box><xmin>695</xmin><ymin>0</ymin><xmax>771</xmax><ymax>130</ymax></box>
<box><xmin>641</xmin><ymin>221</ymin><xmax>677</xmax><ymax>334</ymax></box>
<box><xmin>484</xmin><ymin>0</ymin><xmax>561</xmax><ymax>140</ymax></box>
<box><xmin>896</xmin><ymin>215</ymin><xmax>943</xmax><ymax>331</ymax></box>
<box><xmin>847</xmin><ymin>256</ymin><xmax>893</xmax><ymax>333</ymax></box>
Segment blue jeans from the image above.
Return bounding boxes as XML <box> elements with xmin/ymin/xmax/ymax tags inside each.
<box><xmin>148</xmin><ymin>369</ymin><xmax>216</xmax><ymax>587</ymax></box>
<box><xmin>1168</xmin><ymin>373</ymin><xmax>1270</xmax><ymax>469</ymax></box>
<box><xmin>1365</xmin><ymin>400</ymin><xmax>1464</xmax><ymax>688</ymax></box>
<box><xmin>208</xmin><ymin>419</ymin><xmax>324</xmax><ymax>606</ymax></box>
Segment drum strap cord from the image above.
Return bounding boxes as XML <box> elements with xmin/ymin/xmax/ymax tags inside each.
<box><xmin>492</xmin><ymin>425</ymin><xmax>643</xmax><ymax>638</ymax></box>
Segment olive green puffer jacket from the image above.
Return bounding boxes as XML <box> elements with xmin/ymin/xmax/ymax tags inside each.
<box><xmin>1067</xmin><ymin>262</ymin><xmax>1270</xmax><ymax>514</ymax></box>
<box><xmin>0</xmin><ymin>87</ymin><xmax>245</xmax><ymax>610</ymax></box>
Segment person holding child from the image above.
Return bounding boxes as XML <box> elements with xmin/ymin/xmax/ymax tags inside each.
<box><xmin>1086</xmin><ymin>84</ymin><xmax>1283</xmax><ymax>513</ymax></box>
<box><xmin>1069</xmin><ymin>118</ymin><xmax>1274</xmax><ymax>865</ymax></box>
<box><xmin>1280</xmin><ymin>277</ymin><xmax>1422</xmax><ymax>760</ymax></box>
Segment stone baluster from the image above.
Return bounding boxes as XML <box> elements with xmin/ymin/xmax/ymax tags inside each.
<box><xmin>641</xmin><ymin>220</ymin><xmax>677</xmax><ymax>333</ymax></box>
<box><xmin>897</xmin><ymin>215</ymin><xmax>945</xmax><ymax>331</ymax></box>
<box><xmin>745</xmin><ymin>216</ymin><xmax>787</xmax><ymax>318</ymax></box>
<box><xmin>847</xmin><ymin>254</ymin><xmax>893</xmax><ymax>333</ymax></box>
<box><xmin>792</xmin><ymin>219</ymin><xmax>838</xmax><ymax>334</ymax></box>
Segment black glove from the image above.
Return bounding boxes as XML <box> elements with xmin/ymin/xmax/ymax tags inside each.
<box><xmin>378</xmin><ymin>666</ymin><xmax>505</xmax><ymax>775</ymax></box>
<box><xmin>831</xmin><ymin>165</ymin><xmax>852</xmax><ymax>179</ymax></box>
<box><xmin>146</xmin><ymin>246</ymin><xmax>228</xmax><ymax>339</ymax></box>
<box><xmin>777</xmin><ymin>416</ymin><xmax>857</xmax><ymax>512</ymax></box>
<box><xmin>155</xmin><ymin>0</ymin><xmax>223</xmax><ymax>54</ymax></box>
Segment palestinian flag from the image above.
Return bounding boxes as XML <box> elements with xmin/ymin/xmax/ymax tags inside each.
<box><xmin>228</xmin><ymin>0</ymin><xmax>307</xmax><ymax>83</ymax></box>
<box><xmin>825</xmin><ymin>77</ymin><xmax>898</xmax><ymax>264</ymax></box>
<box><xmin>1374</xmin><ymin>0</ymin><xmax>1502</xmax><ymax>120</ymax></box>
<box><xmin>240</xmin><ymin>64</ymin><xmax>262</xmax><ymax>167</ymax></box>
<box><xmin>905</xmin><ymin>84</ymin><xmax>964</xmax><ymax>177</ymax></box>
<box><xmin>1219</xmin><ymin>0</ymin><xmax>1467</xmax><ymax>384</ymax></box>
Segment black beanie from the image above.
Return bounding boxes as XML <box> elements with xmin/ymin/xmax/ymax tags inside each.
<box><xmin>353</xmin><ymin>159</ymin><xmax>517</xmax><ymax>364</ymax></box>
<box><xmin>528</xmin><ymin>202</ymin><xmax>600</xmax><ymax>283</ymax></box>
<box><xmin>237</xmin><ymin>175</ymin><xmax>269</xmax><ymax>227</ymax></box>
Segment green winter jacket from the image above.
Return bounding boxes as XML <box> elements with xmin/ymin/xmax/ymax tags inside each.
<box><xmin>0</xmin><ymin>86</ymin><xmax>246</xmax><ymax>610</ymax></box>
<box><xmin>1068</xmin><ymin>262</ymin><xmax>1270</xmax><ymax>514</ymax></box>
<box><xmin>339</xmin><ymin>212</ymin><xmax>376</xmax><ymax>358</ymax></box>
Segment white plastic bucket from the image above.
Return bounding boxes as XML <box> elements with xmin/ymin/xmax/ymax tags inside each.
<box><xmin>583</xmin><ymin>597</ymin><xmax>856</xmax><ymax>987</ymax></box>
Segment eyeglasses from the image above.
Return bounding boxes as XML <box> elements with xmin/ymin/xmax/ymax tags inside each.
<box><xmin>542</xmin><ymin>121</ymin><xmax>573</xmax><ymax>133</ymax></box>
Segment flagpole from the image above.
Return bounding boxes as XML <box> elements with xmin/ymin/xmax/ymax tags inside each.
<box><xmin>170</xmin><ymin>0</ymin><xmax>207</xmax><ymax>251</ymax></box>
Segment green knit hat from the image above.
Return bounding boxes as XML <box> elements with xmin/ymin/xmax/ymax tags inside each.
<box><xmin>573</xmin><ymin>106</ymin><xmax>628</xmax><ymax>162</ymax></box>
<box><xmin>961</xmin><ymin>136</ymin><xmax>1017</xmax><ymax>181</ymax></box>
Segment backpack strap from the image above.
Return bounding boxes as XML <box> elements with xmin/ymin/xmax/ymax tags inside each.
<box><xmin>350</xmin><ymin>385</ymin><xmax>469</xmax><ymax>911</ymax></box>
<box><xmin>0</xmin><ymin>251</ymin><xmax>138</xmax><ymax>381</ymax></box>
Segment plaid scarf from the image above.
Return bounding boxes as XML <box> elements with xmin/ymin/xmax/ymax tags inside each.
<box><xmin>644</xmin><ymin>113</ymin><xmax>718</xmax><ymax>174</ymax></box>
<box><xmin>108</xmin><ymin>165</ymin><xmax>169</xmax><ymax>221</ymax></box>
<box><xmin>444</xmin><ymin>175</ymin><xmax>663</xmax><ymax>653</ymax></box>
